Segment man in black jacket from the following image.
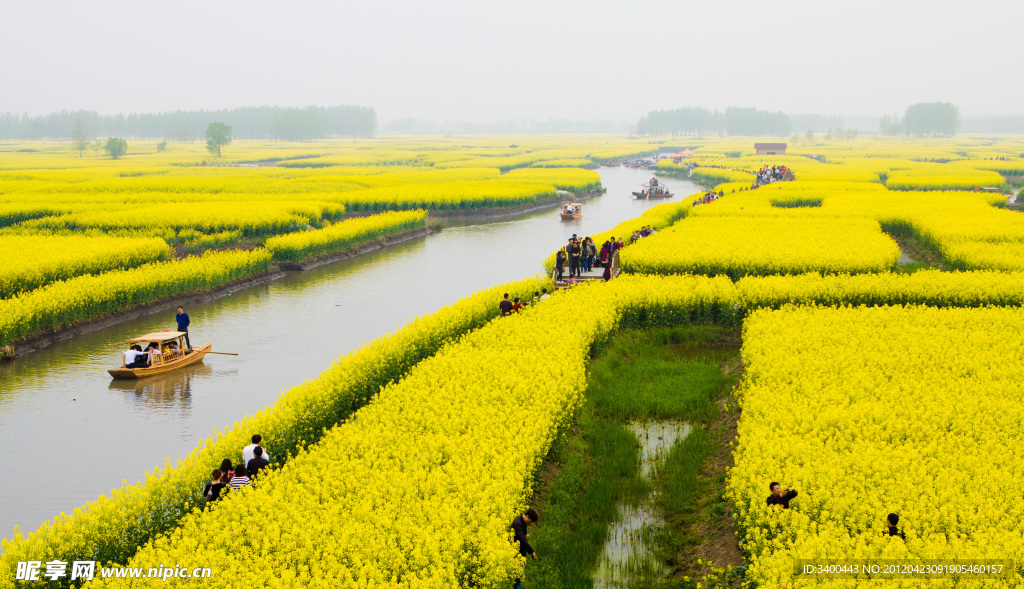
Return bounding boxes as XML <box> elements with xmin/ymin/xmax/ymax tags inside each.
<box><xmin>246</xmin><ymin>446</ymin><xmax>270</xmax><ymax>481</ymax></box>
<box><xmin>568</xmin><ymin>239</ymin><xmax>581</xmax><ymax>278</ymax></box>
<box><xmin>511</xmin><ymin>508</ymin><xmax>538</xmax><ymax>588</ymax></box>
<box><xmin>886</xmin><ymin>513</ymin><xmax>906</xmax><ymax>540</ymax></box>
<box><xmin>766</xmin><ymin>482</ymin><xmax>798</xmax><ymax>509</ymax></box>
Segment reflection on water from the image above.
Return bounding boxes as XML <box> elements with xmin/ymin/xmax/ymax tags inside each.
<box><xmin>106</xmin><ymin>364</ymin><xmax>236</xmax><ymax>415</ymax></box>
<box><xmin>0</xmin><ymin>167</ymin><xmax>701</xmax><ymax>539</ymax></box>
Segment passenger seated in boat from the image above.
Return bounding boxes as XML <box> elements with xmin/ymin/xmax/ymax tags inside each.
<box><xmin>146</xmin><ymin>342</ymin><xmax>162</xmax><ymax>365</ymax></box>
<box><xmin>124</xmin><ymin>345</ymin><xmax>149</xmax><ymax>368</ymax></box>
<box><xmin>166</xmin><ymin>341</ymin><xmax>181</xmax><ymax>358</ymax></box>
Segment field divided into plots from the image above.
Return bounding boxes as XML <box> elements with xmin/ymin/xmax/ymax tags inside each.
<box><xmin>6</xmin><ymin>135</ymin><xmax>1024</xmax><ymax>587</ymax></box>
<box><xmin>0</xmin><ymin>137</ymin><xmax>623</xmax><ymax>347</ymax></box>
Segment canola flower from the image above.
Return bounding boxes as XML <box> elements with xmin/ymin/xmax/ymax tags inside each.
<box><xmin>620</xmin><ymin>216</ymin><xmax>900</xmax><ymax>278</ymax></box>
<box><xmin>9</xmin><ymin>271</ymin><xmax>1024</xmax><ymax>585</ymax></box>
<box><xmin>0</xmin><ymin>234</ymin><xmax>170</xmax><ymax>298</ymax></box>
<box><xmin>633</xmin><ymin>171</ymin><xmax>1024</xmax><ymax>274</ymax></box>
<box><xmin>265</xmin><ymin>210</ymin><xmax>427</xmax><ymax>261</ymax></box>
<box><xmin>85</xmin><ymin>278</ymin><xmax>719</xmax><ymax>587</ymax></box>
<box><xmin>20</xmin><ymin>200</ymin><xmax>347</xmax><ymax>236</ymax></box>
<box><xmin>885</xmin><ymin>168</ymin><xmax>1006</xmax><ymax>191</ymax></box>
<box><xmin>65</xmin><ymin>273</ymin><xmax>1024</xmax><ymax>586</ymax></box>
<box><xmin>730</xmin><ymin>305</ymin><xmax>1024</xmax><ymax>587</ymax></box>
<box><xmin>0</xmin><ymin>250</ymin><xmax>271</xmax><ymax>346</ymax></box>
<box><xmin>5</xmin><ymin>135</ymin><xmax>1024</xmax><ymax>586</ymax></box>
<box><xmin>0</xmin><ymin>276</ymin><xmax>549</xmax><ymax>584</ymax></box>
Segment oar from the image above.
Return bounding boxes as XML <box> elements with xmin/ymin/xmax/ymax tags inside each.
<box><xmin>199</xmin><ymin>351</ymin><xmax>239</xmax><ymax>356</ymax></box>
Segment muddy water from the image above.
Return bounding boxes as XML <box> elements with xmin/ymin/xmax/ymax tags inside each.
<box><xmin>0</xmin><ymin>168</ymin><xmax>700</xmax><ymax>540</ymax></box>
<box><xmin>594</xmin><ymin>421</ymin><xmax>692</xmax><ymax>589</ymax></box>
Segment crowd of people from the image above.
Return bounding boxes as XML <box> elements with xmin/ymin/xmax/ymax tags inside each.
<box><xmin>554</xmin><ymin>234</ymin><xmax>620</xmax><ymax>283</ymax></box>
<box><xmin>693</xmin><ymin>190</ymin><xmax>724</xmax><ymax>207</ymax></box>
<box><xmin>755</xmin><ymin>164</ymin><xmax>790</xmax><ymax>186</ymax></box>
<box><xmin>628</xmin><ymin>225</ymin><xmax>657</xmax><ymax>243</ymax></box>
<box><xmin>202</xmin><ymin>434</ymin><xmax>272</xmax><ymax>504</ymax></box>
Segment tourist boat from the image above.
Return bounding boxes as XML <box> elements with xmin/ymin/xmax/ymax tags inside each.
<box><xmin>108</xmin><ymin>331</ymin><xmax>212</xmax><ymax>380</ymax></box>
<box><xmin>561</xmin><ymin>202</ymin><xmax>583</xmax><ymax>220</ymax></box>
<box><xmin>624</xmin><ymin>159</ymin><xmax>656</xmax><ymax>169</ymax></box>
<box><xmin>631</xmin><ymin>183</ymin><xmax>674</xmax><ymax>199</ymax></box>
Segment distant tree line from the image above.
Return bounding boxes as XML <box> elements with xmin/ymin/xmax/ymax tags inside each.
<box><xmin>960</xmin><ymin>115</ymin><xmax>1024</xmax><ymax>134</ymax></box>
<box><xmin>0</xmin><ymin>105</ymin><xmax>376</xmax><ymax>141</ymax></box>
<box><xmin>636</xmin><ymin>107</ymin><xmax>792</xmax><ymax>136</ymax></box>
<box><xmin>880</xmin><ymin>102</ymin><xmax>961</xmax><ymax>137</ymax></box>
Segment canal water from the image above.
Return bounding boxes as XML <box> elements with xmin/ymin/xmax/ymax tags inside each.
<box><xmin>0</xmin><ymin>167</ymin><xmax>699</xmax><ymax>540</ymax></box>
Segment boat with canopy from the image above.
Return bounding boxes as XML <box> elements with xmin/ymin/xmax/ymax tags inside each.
<box><xmin>108</xmin><ymin>331</ymin><xmax>212</xmax><ymax>380</ymax></box>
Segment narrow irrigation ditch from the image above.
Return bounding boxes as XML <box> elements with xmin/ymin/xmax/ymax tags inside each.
<box><xmin>525</xmin><ymin>326</ymin><xmax>747</xmax><ymax>588</ymax></box>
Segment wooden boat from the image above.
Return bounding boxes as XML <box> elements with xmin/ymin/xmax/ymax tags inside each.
<box><xmin>632</xmin><ymin>183</ymin><xmax>674</xmax><ymax>199</ymax></box>
<box><xmin>108</xmin><ymin>331</ymin><xmax>212</xmax><ymax>380</ymax></box>
<box><xmin>560</xmin><ymin>202</ymin><xmax>583</xmax><ymax>220</ymax></box>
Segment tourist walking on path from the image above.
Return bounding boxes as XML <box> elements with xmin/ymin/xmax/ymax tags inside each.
<box><xmin>499</xmin><ymin>293</ymin><xmax>514</xmax><ymax>316</ymax></box>
<box><xmin>511</xmin><ymin>508</ymin><xmax>538</xmax><ymax>588</ymax></box>
<box><xmin>219</xmin><ymin>459</ymin><xmax>235</xmax><ymax>484</ymax></box>
<box><xmin>242</xmin><ymin>434</ymin><xmax>270</xmax><ymax>465</ymax></box>
<box><xmin>228</xmin><ymin>465</ymin><xmax>251</xmax><ymax>490</ymax></box>
<box><xmin>203</xmin><ymin>469</ymin><xmax>228</xmax><ymax>503</ymax></box>
<box><xmin>555</xmin><ymin>250</ymin><xmax>566</xmax><ymax>282</ymax></box>
<box><xmin>246</xmin><ymin>447</ymin><xmax>269</xmax><ymax>481</ymax></box>
<box><xmin>176</xmin><ymin>306</ymin><xmax>191</xmax><ymax>350</ymax></box>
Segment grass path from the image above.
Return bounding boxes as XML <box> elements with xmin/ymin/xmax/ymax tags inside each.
<box><xmin>524</xmin><ymin>326</ymin><xmax>746</xmax><ymax>588</ymax></box>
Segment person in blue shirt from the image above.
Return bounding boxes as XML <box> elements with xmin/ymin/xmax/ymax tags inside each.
<box><xmin>176</xmin><ymin>306</ymin><xmax>191</xmax><ymax>350</ymax></box>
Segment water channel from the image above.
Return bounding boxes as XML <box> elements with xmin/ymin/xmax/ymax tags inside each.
<box><xmin>0</xmin><ymin>167</ymin><xmax>699</xmax><ymax>540</ymax></box>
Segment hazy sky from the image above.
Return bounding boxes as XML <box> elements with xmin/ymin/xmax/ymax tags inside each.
<box><xmin>2</xmin><ymin>0</ymin><xmax>1020</xmax><ymax>122</ymax></box>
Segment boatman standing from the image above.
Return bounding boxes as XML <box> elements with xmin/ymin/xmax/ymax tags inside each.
<box><xmin>176</xmin><ymin>306</ymin><xmax>191</xmax><ymax>350</ymax></box>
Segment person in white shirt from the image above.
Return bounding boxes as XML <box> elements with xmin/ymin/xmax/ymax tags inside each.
<box><xmin>124</xmin><ymin>345</ymin><xmax>148</xmax><ymax>368</ymax></box>
<box><xmin>242</xmin><ymin>434</ymin><xmax>270</xmax><ymax>465</ymax></box>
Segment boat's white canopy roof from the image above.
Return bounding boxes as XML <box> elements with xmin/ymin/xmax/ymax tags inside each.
<box><xmin>126</xmin><ymin>331</ymin><xmax>186</xmax><ymax>343</ymax></box>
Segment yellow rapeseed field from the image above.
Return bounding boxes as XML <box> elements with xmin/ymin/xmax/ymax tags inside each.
<box><xmin>732</xmin><ymin>305</ymin><xmax>1024</xmax><ymax>586</ymax></box>
<box><xmin>5</xmin><ymin>134</ymin><xmax>1024</xmax><ymax>586</ymax></box>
